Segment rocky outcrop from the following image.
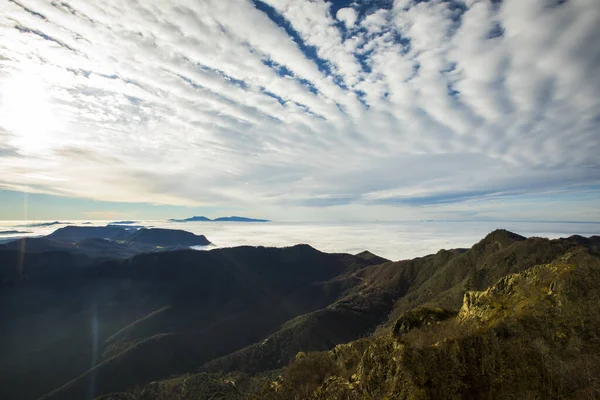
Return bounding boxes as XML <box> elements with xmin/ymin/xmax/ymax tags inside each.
<box><xmin>392</xmin><ymin>307</ymin><xmax>456</xmax><ymax>337</ymax></box>
<box><xmin>458</xmin><ymin>254</ymin><xmax>576</xmax><ymax>325</ymax></box>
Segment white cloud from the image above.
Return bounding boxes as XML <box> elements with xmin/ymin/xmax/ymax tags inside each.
<box><xmin>336</xmin><ymin>7</ymin><xmax>357</xmax><ymax>28</ymax></box>
<box><xmin>0</xmin><ymin>0</ymin><xmax>598</xmax><ymax>221</ymax></box>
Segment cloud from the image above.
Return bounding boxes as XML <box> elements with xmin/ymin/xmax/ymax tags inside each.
<box><xmin>0</xmin><ymin>0</ymin><xmax>598</xmax><ymax>221</ymax></box>
<box><xmin>336</xmin><ymin>7</ymin><xmax>358</xmax><ymax>28</ymax></box>
<box><xmin>83</xmin><ymin>211</ymin><xmax>128</xmax><ymax>219</ymax></box>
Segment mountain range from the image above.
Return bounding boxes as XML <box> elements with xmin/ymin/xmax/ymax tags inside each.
<box><xmin>169</xmin><ymin>216</ymin><xmax>269</xmax><ymax>223</ymax></box>
<box><xmin>1</xmin><ymin>229</ymin><xmax>599</xmax><ymax>399</ymax></box>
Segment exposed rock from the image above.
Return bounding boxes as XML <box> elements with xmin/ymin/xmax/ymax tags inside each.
<box><xmin>392</xmin><ymin>307</ymin><xmax>456</xmax><ymax>337</ymax></box>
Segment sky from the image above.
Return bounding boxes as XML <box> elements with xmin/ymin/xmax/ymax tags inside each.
<box><xmin>0</xmin><ymin>0</ymin><xmax>599</xmax><ymax>222</ymax></box>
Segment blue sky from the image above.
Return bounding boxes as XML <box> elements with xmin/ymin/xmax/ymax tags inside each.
<box><xmin>0</xmin><ymin>189</ymin><xmax>224</xmax><ymax>220</ymax></box>
<box><xmin>0</xmin><ymin>0</ymin><xmax>599</xmax><ymax>221</ymax></box>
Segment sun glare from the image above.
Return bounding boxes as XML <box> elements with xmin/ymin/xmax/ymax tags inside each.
<box><xmin>0</xmin><ymin>70</ymin><xmax>63</xmax><ymax>154</ymax></box>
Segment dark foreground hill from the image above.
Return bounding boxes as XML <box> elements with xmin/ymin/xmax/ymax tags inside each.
<box><xmin>0</xmin><ymin>242</ymin><xmax>384</xmax><ymax>400</ymax></box>
<box><xmin>2</xmin><ymin>230</ymin><xmax>600</xmax><ymax>400</ymax></box>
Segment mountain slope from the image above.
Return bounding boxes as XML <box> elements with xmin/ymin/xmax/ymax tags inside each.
<box><xmin>201</xmin><ymin>230</ymin><xmax>590</xmax><ymax>376</ymax></box>
<box><xmin>380</xmin><ymin>230</ymin><xmax>596</xmax><ymax>329</ymax></box>
<box><xmin>253</xmin><ymin>246</ymin><xmax>600</xmax><ymax>399</ymax></box>
<box><xmin>0</xmin><ymin>244</ymin><xmax>383</xmax><ymax>400</ymax></box>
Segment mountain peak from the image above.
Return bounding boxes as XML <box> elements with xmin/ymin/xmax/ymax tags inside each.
<box><xmin>355</xmin><ymin>250</ymin><xmax>389</xmax><ymax>265</ymax></box>
<box><xmin>212</xmin><ymin>216</ymin><xmax>269</xmax><ymax>222</ymax></box>
<box><xmin>479</xmin><ymin>229</ymin><xmax>526</xmax><ymax>247</ymax></box>
<box><xmin>169</xmin><ymin>216</ymin><xmax>211</xmax><ymax>222</ymax></box>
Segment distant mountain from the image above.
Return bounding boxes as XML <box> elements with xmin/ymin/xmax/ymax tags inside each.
<box><xmin>108</xmin><ymin>221</ymin><xmax>138</xmax><ymax>225</ymax></box>
<box><xmin>46</xmin><ymin>225</ymin><xmax>135</xmax><ymax>241</ymax></box>
<box><xmin>0</xmin><ymin>230</ymin><xmax>30</xmax><ymax>235</ymax></box>
<box><xmin>169</xmin><ymin>216</ymin><xmax>212</xmax><ymax>222</ymax></box>
<box><xmin>213</xmin><ymin>216</ymin><xmax>269</xmax><ymax>222</ymax></box>
<box><xmin>128</xmin><ymin>228</ymin><xmax>210</xmax><ymax>247</ymax></box>
<box><xmin>1</xmin><ymin>225</ymin><xmax>211</xmax><ymax>259</ymax></box>
<box><xmin>169</xmin><ymin>216</ymin><xmax>269</xmax><ymax>222</ymax></box>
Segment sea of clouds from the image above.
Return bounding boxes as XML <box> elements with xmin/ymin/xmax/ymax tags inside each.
<box><xmin>1</xmin><ymin>220</ymin><xmax>598</xmax><ymax>261</ymax></box>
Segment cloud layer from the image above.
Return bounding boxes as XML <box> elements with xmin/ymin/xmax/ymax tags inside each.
<box><xmin>2</xmin><ymin>218</ymin><xmax>600</xmax><ymax>260</ymax></box>
<box><xmin>0</xmin><ymin>0</ymin><xmax>599</xmax><ymax>220</ymax></box>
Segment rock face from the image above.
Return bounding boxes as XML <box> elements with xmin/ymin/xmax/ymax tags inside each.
<box><xmin>392</xmin><ymin>307</ymin><xmax>456</xmax><ymax>337</ymax></box>
<box><xmin>458</xmin><ymin>254</ymin><xmax>576</xmax><ymax>325</ymax></box>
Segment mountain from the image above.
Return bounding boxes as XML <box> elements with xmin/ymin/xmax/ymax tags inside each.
<box><xmin>46</xmin><ymin>225</ymin><xmax>136</xmax><ymax>241</ymax></box>
<box><xmin>2</xmin><ymin>230</ymin><xmax>600</xmax><ymax>400</ymax></box>
<box><xmin>169</xmin><ymin>216</ymin><xmax>212</xmax><ymax>222</ymax></box>
<box><xmin>212</xmin><ymin>216</ymin><xmax>269</xmax><ymax>222</ymax></box>
<box><xmin>126</xmin><ymin>228</ymin><xmax>210</xmax><ymax>247</ymax></box>
<box><xmin>1</xmin><ymin>226</ymin><xmax>211</xmax><ymax>259</ymax></box>
<box><xmin>169</xmin><ymin>216</ymin><xmax>269</xmax><ymax>222</ymax></box>
<box><xmin>255</xmin><ymin>245</ymin><xmax>600</xmax><ymax>399</ymax></box>
<box><xmin>46</xmin><ymin>226</ymin><xmax>210</xmax><ymax>247</ymax></box>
